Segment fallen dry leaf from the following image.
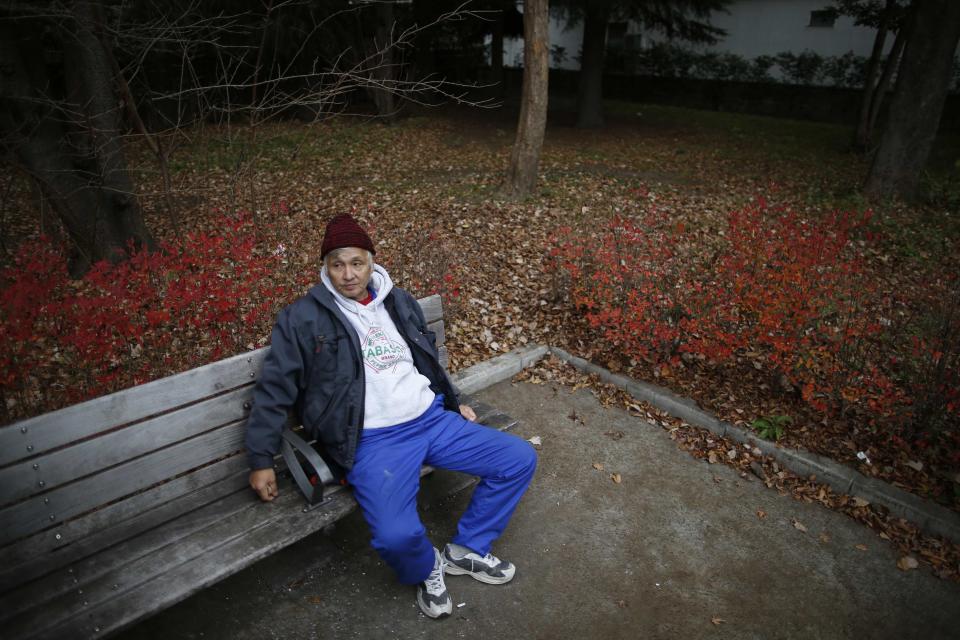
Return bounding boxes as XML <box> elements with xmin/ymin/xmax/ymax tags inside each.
<box><xmin>592</xmin><ymin>462</ymin><xmax>604</xmax><ymax>471</ymax></box>
<box><xmin>855</xmin><ymin>544</ymin><xmax>868</xmax><ymax>551</ymax></box>
<box><xmin>711</xmin><ymin>617</ymin><xmax>725</xmax><ymax>626</ymax></box>
<box><xmin>527</xmin><ymin>435</ymin><xmax>542</xmax><ymax>448</ymax></box>
<box><xmin>792</xmin><ymin>519</ymin><xmax>808</xmax><ymax>533</ymax></box>
<box><xmin>756</xmin><ymin>509</ymin><xmax>767</xmax><ymax>519</ymax></box>
<box><xmin>897</xmin><ymin>556</ymin><xmax>919</xmax><ymax>571</ymax></box>
<box><xmin>611</xmin><ymin>473</ymin><xmax>622</xmax><ymax>484</ymax></box>
<box><xmin>851</xmin><ymin>497</ymin><xmax>870</xmax><ymax>507</ymax></box>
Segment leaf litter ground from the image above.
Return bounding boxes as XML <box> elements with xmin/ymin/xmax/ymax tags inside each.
<box><xmin>1</xmin><ymin>102</ymin><xmax>957</xmax><ymax>578</ymax></box>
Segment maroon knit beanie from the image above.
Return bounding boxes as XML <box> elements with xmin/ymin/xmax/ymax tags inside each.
<box><xmin>320</xmin><ymin>214</ymin><xmax>376</xmax><ymax>259</ymax></box>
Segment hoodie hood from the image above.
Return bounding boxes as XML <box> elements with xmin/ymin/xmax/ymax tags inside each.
<box><xmin>320</xmin><ymin>261</ymin><xmax>435</xmax><ymax>429</ymax></box>
<box><xmin>320</xmin><ymin>262</ymin><xmax>394</xmax><ymax>316</ymax></box>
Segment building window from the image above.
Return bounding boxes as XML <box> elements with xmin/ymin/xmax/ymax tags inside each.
<box><xmin>809</xmin><ymin>10</ymin><xmax>836</xmax><ymax>28</ymax></box>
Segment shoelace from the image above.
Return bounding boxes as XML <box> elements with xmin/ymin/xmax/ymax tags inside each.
<box><xmin>424</xmin><ymin>559</ymin><xmax>446</xmax><ymax>595</ymax></box>
<box><xmin>480</xmin><ymin>552</ymin><xmax>500</xmax><ymax>568</ymax></box>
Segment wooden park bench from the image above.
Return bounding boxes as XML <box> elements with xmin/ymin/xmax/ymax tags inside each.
<box><xmin>0</xmin><ymin>294</ymin><xmax>518</xmax><ymax>639</ymax></box>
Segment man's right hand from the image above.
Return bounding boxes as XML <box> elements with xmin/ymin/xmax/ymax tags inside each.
<box><xmin>250</xmin><ymin>468</ymin><xmax>279</xmax><ymax>502</ymax></box>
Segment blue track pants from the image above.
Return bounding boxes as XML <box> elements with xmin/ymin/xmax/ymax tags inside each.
<box><xmin>345</xmin><ymin>395</ymin><xmax>537</xmax><ymax>585</ymax></box>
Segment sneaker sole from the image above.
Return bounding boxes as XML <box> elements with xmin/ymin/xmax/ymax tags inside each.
<box><xmin>417</xmin><ymin>598</ymin><xmax>452</xmax><ymax>619</ymax></box>
<box><xmin>444</xmin><ymin>563</ymin><xmax>515</xmax><ymax>585</ymax></box>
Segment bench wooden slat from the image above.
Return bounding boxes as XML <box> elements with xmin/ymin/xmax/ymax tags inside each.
<box><xmin>0</xmin><ymin>387</ymin><xmax>253</xmax><ymax>506</ymax></box>
<box><xmin>418</xmin><ymin>294</ymin><xmax>442</xmax><ymax>326</ymax></box>
<box><xmin>0</xmin><ymin>474</ymin><xmax>257</xmax><ymax>624</ymax></box>
<box><xmin>465</xmin><ymin>398</ymin><xmax>497</xmax><ymax>422</ymax></box>
<box><xmin>6</xmin><ymin>488</ymin><xmax>266</xmax><ymax>639</ymax></box>
<box><xmin>0</xmin><ymin>455</ymin><xmax>248</xmax><ymax>593</ymax></box>
<box><xmin>427</xmin><ymin>318</ymin><xmax>445</xmax><ymax>348</ymax></box>
<box><xmin>0</xmin><ymin>350</ymin><xmax>266</xmax><ymax>468</ymax></box>
<box><xmin>439</xmin><ymin>345</ymin><xmax>449</xmax><ymax>370</ymax></box>
<box><xmin>476</xmin><ymin>412</ymin><xmax>519</xmax><ymax>432</ymax></box>
<box><xmin>11</xmin><ymin>450</ymin><xmax>451</xmax><ymax>634</ymax></box>
<box><xmin>30</xmin><ymin>487</ymin><xmax>361</xmax><ymax>640</ymax></box>
<box><xmin>12</xmin><ymin>482</ymin><xmax>355</xmax><ymax>640</ymax></box>
<box><xmin>0</xmin><ymin>420</ymin><xmax>246</xmax><ymax>545</ymax></box>
<box><xmin>7</xmin><ymin>410</ymin><xmax>517</xmax><ymax>640</ymax></box>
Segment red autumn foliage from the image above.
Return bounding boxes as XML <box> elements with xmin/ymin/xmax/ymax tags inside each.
<box><xmin>549</xmin><ymin>199</ymin><xmax>958</xmax><ymax>434</ymax></box>
<box><xmin>0</xmin><ymin>213</ymin><xmax>291</xmax><ymax>417</ymax></box>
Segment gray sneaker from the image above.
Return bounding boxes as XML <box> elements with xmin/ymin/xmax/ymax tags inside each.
<box><xmin>443</xmin><ymin>544</ymin><xmax>516</xmax><ymax>585</ymax></box>
<box><xmin>417</xmin><ymin>548</ymin><xmax>452</xmax><ymax>619</ymax></box>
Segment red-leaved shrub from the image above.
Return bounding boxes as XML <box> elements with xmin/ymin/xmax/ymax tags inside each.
<box><xmin>0</xmin><ymin>213</ymin><xmax>291</xmax><ymax>421</ymax></box>
<box><xmin>549</xmin><ymin>198</ymin><xmax>955</xmax><ymax>430</ymax></box>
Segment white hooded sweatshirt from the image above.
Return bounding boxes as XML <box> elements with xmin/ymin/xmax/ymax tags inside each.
<box><xmin>320</xmin><ymin>263</ymin><xmax>436</xmax><ymax>429</ymax></box>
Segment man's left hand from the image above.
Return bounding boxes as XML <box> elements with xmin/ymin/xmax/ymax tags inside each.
<box><xmin>459</xmin><ymin>404</ymin><xmax>477</xmax><ymax>422</ymax></box>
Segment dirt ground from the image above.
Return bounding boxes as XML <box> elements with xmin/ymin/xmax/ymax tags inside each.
<box><xmin>116</xmin><ymin>379</ymin><xmax>960</xmax><ymax>640</ymax></box>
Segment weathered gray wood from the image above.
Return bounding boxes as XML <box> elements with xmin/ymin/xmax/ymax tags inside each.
<box><xmin>0</xmin><ymin>387</ymin><xmax>253</xmax><ymax>507</ymax></box>
<box><xmin>31</xmin><ymin>487</ymin><xmax>361</xmax><ymax>640</ymax></box>
<box><xmin>11</xmin><ymin>481</ymin><xmax>357</xmax><ymax>640</ymax></box>
<box><xmin>5</xmin><ymin>404</ymin><xmax>517</xmax><ymax>639</ymax></box>
<box><xmin>477</xmin><ymin>412</ymin><xmax>518</xmax><ymax>433</ymax></box>
<box><xmin>1</xmin><ymin>477</ymin><xmax>253</xmax><ymax>623</ymax></box>
<box><xmin>0</xmin><ymin>350</ymin><xmax>266</xmax><ymax>467</ymax></box>
<box><xmin>22</xmin><ymin>405</ymin><xmax>516</xmax><ymax>639</ymax></box>
<box><xmin>0</xmin><ymin>455</ymin><xmax>248</xmax><ymax>593</ymax></box>
<box><xmin>427</xmin><ymin>318</ymin><xmax>446</xmax><ymax>349</ymax></box>
<box><xmin>464</xmin><ymin>398</ymin><xmax>498</xmax><ymax>423</ymax></box>
<box><xmin>418</xmin><ymin>294</ymin><xmax>443</xmax><ymax>326</ymax></box>
<box><xmin>439</xmin><ymin>345</ymin><xmax>449</xmax><ymax>370</ymax></box>
<box><xmin>0</xmin><ymin>420</ymin><xmax>247</xmax><ymax>545</ymax></box>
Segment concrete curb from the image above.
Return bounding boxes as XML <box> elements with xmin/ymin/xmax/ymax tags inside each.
<box><xmin>545</xmin><ymin>346</ymin><xmax>960</xmax><ymax>545</ymax></box>
<box><xmin>451</xmin><ymin>344</ymin><xmax>550</xmax><ymax>395</ymax></box>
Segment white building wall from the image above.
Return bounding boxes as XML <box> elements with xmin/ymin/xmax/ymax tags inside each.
<box><xmin>681</xmin><ymin>0</ymin><xmax>888</xmax><ymax>58</ymax></box>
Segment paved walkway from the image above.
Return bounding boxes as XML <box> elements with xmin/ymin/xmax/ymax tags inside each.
<box><xmin>118</xmin><ymin>380</ymin><xmax>960</xmax><ymax>640</ymax></box>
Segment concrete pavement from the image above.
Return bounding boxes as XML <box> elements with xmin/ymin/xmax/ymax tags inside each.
<box><xmin>117</xmin><ymin>379</ymin><xmax>960</xmax><ymax>640</ymax></box>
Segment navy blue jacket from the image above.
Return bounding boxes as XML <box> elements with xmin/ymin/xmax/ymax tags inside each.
<box><xmin>245</xmin><ymin>284</ymin><xmax>460</xmax><ymax>471</ymax></box>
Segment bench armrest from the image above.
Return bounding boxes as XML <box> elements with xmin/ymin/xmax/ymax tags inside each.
<box><xmin>280</xmin><ymin>428</ymin><xmax>336</xmax><ymax>506</ymax></box>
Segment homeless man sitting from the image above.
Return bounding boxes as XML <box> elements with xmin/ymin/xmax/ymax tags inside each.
<box><xmin>244</xmin><ymin>213</ymin><xmax>537</xmax><ymax>619</ymax></box>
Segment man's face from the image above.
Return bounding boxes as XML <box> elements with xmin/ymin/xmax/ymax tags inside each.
<box><xmin>326</xmin><ymin>247</ymin><xmax>373</xmax><ymax>301</ymax></box>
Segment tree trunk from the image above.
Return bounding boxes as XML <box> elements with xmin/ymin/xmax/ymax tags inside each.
<box><xmin>503</xmin><ymin>0</ymin><xmax>549</xmax><ymax>200</ymax></box>
<box><xmin>576</xmin><ymin>2</ymin><xmax>610</xmax><ymax>129</ymax></box>
<box><xmin>368</xmin><ymin>1</ymin><xmax>398</xmax><ymax>120</ymax></box>
<box><xmin>852</xmin><ymin>0</ymin><xmax>892</xmax><ymax>150</ymax></box>
<box><xmin>0</xmin><ymin>3</ymin><xmax>155</xmax><ymax>276</ymax></box>
<box><xmin>865</xmin><ymin>30</ymin><xmax>906</xmax><ymax>147</ymax></box>
<box><xmin>864</xmin><ymin>0</ymin><xmax>960</xmax><ymax>201</ymax></box>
